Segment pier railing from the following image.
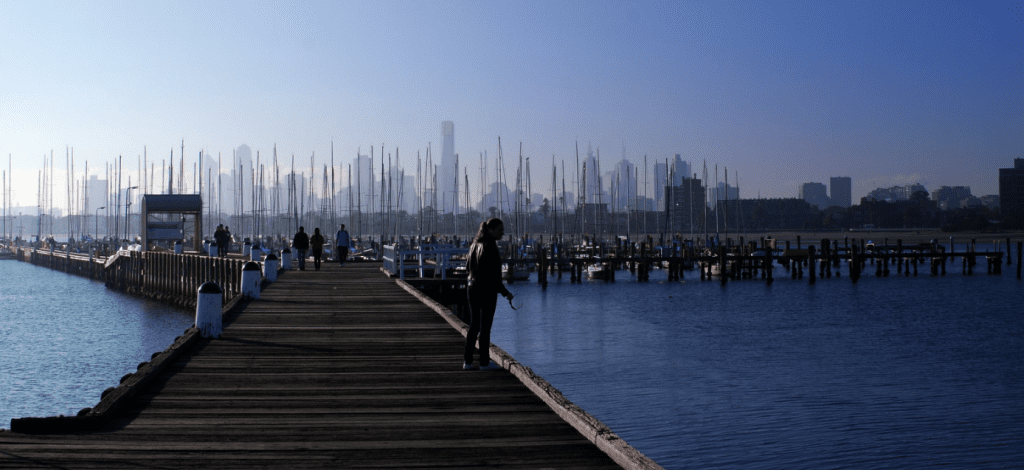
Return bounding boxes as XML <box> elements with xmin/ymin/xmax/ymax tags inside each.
<box><xmin>105</xmin><ymin>251</ymin><xmax>247</xmax><ymax>307</ymax></box>
<box><xmin>24</xmin><ymin>249</ymin><xmax>249</xmax><ymax>308</ymax></box>
<box><xmin>382</xmin><ymin>244</ymin><xmax>468</xmax><ymax>280</ymax></box>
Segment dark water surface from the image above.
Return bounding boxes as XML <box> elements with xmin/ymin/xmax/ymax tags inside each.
<box><xmin>0</xmin><ymin>261</ymin><xmax>194</xmax><ymax>428</ymax></box>
<box><xmin>491</xmin><ymin>265</ymin><xmax>1024</xmax><ymax>469</ymax></box>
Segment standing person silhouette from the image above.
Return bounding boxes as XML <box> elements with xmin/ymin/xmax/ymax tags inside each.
<box><xmin>335</xmin><ymin>224</ymin><xmax>350</xmax><ymax>266</ymax></box>
<box><xmin>310</xmin><ymin>227</ymin><xmax>325</xmax><ymax>271</ymax></box>
<box><xmin>464</xmin><ymin>218</ymin><xmax>514</xmax><ymax>371</ymax></box>
<box><xmin>292</xmin><ymin>226</ymin><xmax>310</xmax><ymax>270</ymax></box>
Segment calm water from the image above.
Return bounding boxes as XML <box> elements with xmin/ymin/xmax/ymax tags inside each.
<box><xmin>0</xmin><ymin>261</ymin><xmax>194</xmax><ymax>428</ymax></box>
<box><xmin>491</xmin><ymin>263</ymin><xmax>1024</xmax><ymax>469</ymax></box>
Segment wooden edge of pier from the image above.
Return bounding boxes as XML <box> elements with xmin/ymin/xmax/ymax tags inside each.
<box><xmin>8</xmin><ymin>294</ymin><xmax>249</xmax><ymax>434</ymax></box>
<box><xmin>395</xmin><ymin>277</ymin><xmax>665</xmax><ymax>470</ymax></box>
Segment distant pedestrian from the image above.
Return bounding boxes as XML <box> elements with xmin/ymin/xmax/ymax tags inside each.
<box><xmin>335</xmin><ymin>224</ymin><xmax>350</xmax><ymax>266</ymax></box>
<box><xmin>463</xmin><ymin>218</ymin><xmax>513</xmax><ymax>371</ymax></box>
<box><xmin>292</xmin><ymin>226</ymin><xmax>310</xmax><ymax>270</ymax></box>
<box><xmin>213</xmin><ymin>224</ymin><xmax>225</xmax><ymax>255</ymax></box>
<box><xmin>310</xmin><ymin>227</ymin><xmax>325</xmax><ymax>270</ymax></box>
<box><xmin>214</xmin><ymin>224</ymin><xmax>230</xmax><ymax>257</ymax></box>
<box><xmin>222</xmin><ymin>226</ymin><xmax>232</xmax><ymax>256</ymax></box>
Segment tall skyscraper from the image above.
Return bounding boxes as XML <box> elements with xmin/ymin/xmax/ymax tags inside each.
<box><xmin>830</xmin><ymin>176</ymin><xmax>852</xmax><ymax>208</ymax></box>
<box><xmin>439</xmin><ymin>121</ymin><xmax>457</xmax><ymax>213</ymax></box>
<box><xmin>671</xmin><ymin>154</ymin><xmax>690</xmax><ymax>186</ymax></box>
<box><xmin>582</xmin><ymin>145</ymin><xmax>602</xmax><ymax>204</ymax></box>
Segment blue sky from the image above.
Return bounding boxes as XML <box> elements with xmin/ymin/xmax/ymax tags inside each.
<box><xmin>2</xmin><ymin>0</ymin><xmax>1021</xmax><ymax>211</ymax></box>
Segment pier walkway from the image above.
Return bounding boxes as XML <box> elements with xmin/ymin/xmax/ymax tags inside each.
<box><xmin>1</xmin><ymin>263</ymin><xmax>630</xmax><ymax>469</ymax></box>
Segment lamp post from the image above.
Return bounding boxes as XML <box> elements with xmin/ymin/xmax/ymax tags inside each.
<box><xmin>94</xmin><ymin>206</ymin><xmax>106</xmax><ymax>240</ymax></box>
<box><xmin>124</xmin><ymin>187</ymin><xmax>138</xmax><ymax>242</ymax></box>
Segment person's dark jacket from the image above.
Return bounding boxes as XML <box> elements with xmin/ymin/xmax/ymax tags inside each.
<box><xmin>467</xmin><ymin>233</ymin><xmax>511</xmax><ymax>298</ymax></box>
<box><xmin>214</xmin><ymin>229</ymin><xmax>228</xmax><ymax>247</ymax></box>
<box><xmin>292</xmin><ymin>231</ymin><xmax>310</xmax><ymax>250</ymax></box>
<box><xmin>310</xmin><ymin>233</ymin><xmax>325</xmax><ymax>251</ymax></box>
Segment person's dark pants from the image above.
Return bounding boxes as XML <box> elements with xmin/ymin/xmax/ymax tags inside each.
<box><xmin>297</xmin><ymin>249</ymin><xmax>308</xmax><ymax>270</ymax></box>
<box><xmin>312</xmin><ymin>248</ymin><xmax>323</xmax><ymax>270</ymax></box>
<box><xmin>337</xmin><ymin>246</ymin><xmax>349</xmax><ymax>265</ymax></box>
<box><xmin>464</xmin><ymin>286</ymin><xmax>498</xmax><ymax>366</ymax></box>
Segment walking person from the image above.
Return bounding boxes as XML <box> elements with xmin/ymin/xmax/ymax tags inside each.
<box><xmin>292</xmin><ymin>226</ymin><xmax>310</xmax><ymax>270</ymax></box>
<box><xmin>464</xmin><ymin>218</ymin><xmax>514</xmax><ymax>371</ymax></box>
<box><xmin>310</xmin><ymin>227</ymin><xmax>325</xmax><ymax>271</ymax></box>
<box><xmin>222</xmin><ymin>226</ymin><xmax>232</xmax><ymax>256</ymax></box>
<box><xmin>335</xmin><ymin>224</ymin><xmax>350</xmax><ymax>266</ymax></box>
<box><xmin>213</xmin><ymin>224</ymin><xmax>225</xmax><ymax>256</ymax></box>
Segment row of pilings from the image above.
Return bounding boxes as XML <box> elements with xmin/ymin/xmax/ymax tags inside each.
<box><xmin>498</xmin><ymin>236</ymin><xmax>1023</xmax><ymax>288</ymax></box>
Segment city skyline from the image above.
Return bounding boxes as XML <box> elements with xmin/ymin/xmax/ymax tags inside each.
<box><xmin>2</xmin><ymin>1</ymin><xmax>1021</xmax><ymax>213</ymax></box>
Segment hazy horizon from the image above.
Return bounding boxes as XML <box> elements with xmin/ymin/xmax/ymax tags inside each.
<box><xmin>2</xmin><ymin>1</ymin><xmax>1021</xmax><ymax>212</ymax></box>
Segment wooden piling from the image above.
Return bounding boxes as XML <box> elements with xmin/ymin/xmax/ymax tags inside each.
<box><xmin>808</xmin><ymin>245</ymin><xmax>816</xmax><ymax>284</ymax></box>
<box><xmin>1018</xmin><ymin>242</ymin><xmax>1022</xmax><ymax>279</ymax></box>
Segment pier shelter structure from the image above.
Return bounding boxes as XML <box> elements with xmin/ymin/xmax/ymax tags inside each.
<box><xmin>140</xmin><ymin>194</ymin><xmax>202</xmax><ymax>251</ymax></box>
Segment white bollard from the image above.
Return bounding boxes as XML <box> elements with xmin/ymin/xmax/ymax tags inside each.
<box><xmin>250</xmin><ymin>245</ymin><xmax>262</xmax><ymax>261</ymax></box>
<box><xmin>241</xmin><ymin>261</ymin><xmax>262</xmax><ymax>299</ymax></box>
<box><xmin>209</xmin><ymin>242</ymin><xmax>218</xmax><ymax>258</ymax></box>
<box><xmin>174</xmin><ymin>240</ymin><xmax>183</xmax><ymax>254</ymax></box>
<box><xmin>243</xmin><ymin>241</ymin><xmax>252</xmax><ymax>257</ymax></box>
<box><xmin>264</xmin><ymin>253</ymin><xmax>279</xmax><ymax>282</ymax></box>
<box><xmin>203</xmin><ymin>240</ymin><xmax>210</xmax><ymax>254</ymax></box>
<box><xmin>195</xmin><ymin>282</ymin><xmax>223</xmax><ymax>338</ymax></box>
<box><xmin>282</xmin><ymin>248</ymin><xmax>292</xmax><ymax>270</ymax></box>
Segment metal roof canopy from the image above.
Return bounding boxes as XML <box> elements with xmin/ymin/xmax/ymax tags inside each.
<box><xmin>141</xmin><ymin>194</ymin><xmax>203</xmax><ymax>251</ymax></box>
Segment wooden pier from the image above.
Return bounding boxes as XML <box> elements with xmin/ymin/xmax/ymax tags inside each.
<box><xmin>1</xmin><ymin>262</ymin><xmax>655</xmax><ymax>469</ymax></box>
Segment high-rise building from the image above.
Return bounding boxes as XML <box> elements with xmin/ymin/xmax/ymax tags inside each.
<box><xmin>439</xmin><ymin>121</ymin><xmax>457</xmax><ymax>213</ymax></box>
<box><xmin>665</xmin><ymin>177</ymin><xmax>706</xmax><ymax>234</ymax></box>
<box><xmin>709</xmin><ymin>182</ymin><xmax>739</xmax><ymax>208</ymax></box>
<box><xmin>829</xmin><ymin>177</ymin><xmax>852</xmax><ymax>208</ymax></box>
<box><xmin>581</xmin><ymin>145</ymin><xmax>603</xmax><ymax>205</ymax></box>
<box><xmin>611</xmin><ymin>158</ymin><xmax>637</xmax><ymax>211</ymax></box>
<box><xmin>800</xmin><ymin>182</ymin><xmax>830</xmax><ymax>209</ymax></box>
<box><xmin>671</xmin><ymin>154</ymin><xmax>690</xmax><ymax>186</ymax></box>
<box><xmin>653</xmin><ymin>161</ymin><xmax>668</xmax><ymax>211</ymax></box>
<box><xmin>999</xmin><ymin>158</ymin><xmax>1024</xmax><ymax>226</ymax></box>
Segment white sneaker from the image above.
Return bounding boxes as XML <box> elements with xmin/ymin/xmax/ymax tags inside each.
<box><xmin>463</xmin><ymin>363</ymin><xmax>478</xmax><ymax>370</ymax></box>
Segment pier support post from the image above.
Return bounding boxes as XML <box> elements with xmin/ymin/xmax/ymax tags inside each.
<box><xmin>808</xmin><ymin>246</ymin><xmax>816</xmax><ymax>284</ymax></box>
<box><xmin>241</xmin><ymin>261</ymin><xmax>262</xmax><ymax>299</ymax></box>
<box><xmin>264</xmin><ymin>253</ymin><xmax>279</xmax><ymax>282</ymax></box>
<box><xmin>282</xmin><ymin>248</ymin><xmax>292</xmax><ymax>270</ymax></box>
<box><xmin>196</xmin><ymin>281</ymin><xmax>223</xmax><ymax>338</ymax></box>
<box><xmin>1018</xmin><ymin>242</ymin><xmax>1022</xmax><ymax>279</ymax></box>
